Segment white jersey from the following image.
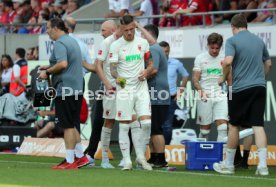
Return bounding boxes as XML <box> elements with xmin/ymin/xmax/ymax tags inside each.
<box><xmin>193</xmin><ymin>52</ymin><xmax>224</xmax><ymax>97</ymax></box>
<box><xmin>109</xmin><ymin>36</ymin><xmax>150</xmax><ymax>89</ymax></box>
<box><xmin>109</xmin><ymin>0</ymin><xmax>133</xmax><ymax>13</ymax></box>
<box><xmin>97</xmin><ymin>34</ymin><xmax>117</xmax><ymax>87</ymax></box>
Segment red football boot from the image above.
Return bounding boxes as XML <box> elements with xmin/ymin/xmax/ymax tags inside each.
<box><xmin>74</xmin><ymin>155</ymin><xmax>90</xmax><ymax>168</ymax></box>
<box><xmin>52</xmin><ymin>159</ymin><xmax>78</xmax><ymax>170</ymax></box>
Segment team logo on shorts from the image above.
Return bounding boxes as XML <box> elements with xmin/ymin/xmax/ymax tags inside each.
<box><xmin>138</xmin><ymin>45</ymin><xmax>141</xmax><ymax>51</ymax></box>
<box><xmin>117</xmin><ymin>111</ymin><xmax>122</xmax><ymax>118</ymax></box>
<box><xmin>106</xmin><ymin>110</ymin><xmax>110</xmax><ymax>116</ymax></box>
<box><xmin>98</xmin><ymin>50</ymin><xmax>102</xmax><ymax>55</ymax></box>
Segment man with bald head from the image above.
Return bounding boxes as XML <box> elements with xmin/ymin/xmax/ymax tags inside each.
<box><xmin>93</xmin><ymin>19</ymin><xmax>124</xmax><ymax>169</ymax></box>
<box><xmin>84</xmin><ymin>20</ymin><xmax>118</xmax><ymax>167</ymax></box>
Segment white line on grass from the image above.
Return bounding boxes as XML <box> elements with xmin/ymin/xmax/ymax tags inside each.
<box><xmin>155</xmin><ymin>169</ymin><xmax>276</xmax><ymax>182</ymax></box>
<box><xmin>0</xmin><ymin>160</ymin><xmax>55</xmax><ymax>165</ymax></box>
<box><xmin>0</xmin><ymin>160</ymin><xmax>275</xmax><ymax>182</ymax></box>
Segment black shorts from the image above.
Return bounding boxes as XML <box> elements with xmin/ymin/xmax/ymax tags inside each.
<box><xmin>228</xmin><ymin>86</ymin><xmax>266</xmax><ymax>127</ymax></box>
<box><xmin>55</xmin><ymin>95</ymin><xmax>83</xmax><ymax>130</ymax></box>
<box><xmin>151</xmin><ymin>105</ymin><xmax>169</xmax><ymax>135</ymax></box>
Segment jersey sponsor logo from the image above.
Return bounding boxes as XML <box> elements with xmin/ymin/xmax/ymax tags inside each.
<box><xmin>207</xmin><ymin>68</ymin><xmax>222</xmax><ymax>75</ymax></box>
<box><xmin>125</xmin><ymin>54</ymin><xmax>141</xmax><ymax>62</ymax></box>
<box><xmin>98</xmin><ymin>50</ymin><xmax>102</xmax><ymax>55</ymax></box>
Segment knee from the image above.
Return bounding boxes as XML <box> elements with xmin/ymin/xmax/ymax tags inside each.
<box><xmin>200</xmin><ymin>129</ymin><xmax>210</xmax><ymax>136</ymax></box>
<box><xmin>217</xmin><ymin>123</ymin><xmax>228</xmax><ymax>131</ymax></box>
<box><xmin>140</xmin><ymin>119</ymin><xmax>151</xmax><ymax>129</ymax></box>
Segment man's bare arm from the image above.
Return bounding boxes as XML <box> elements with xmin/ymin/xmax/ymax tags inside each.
<box><xmin>264</xmin><ymin>59</ymin><xmax>272</xmax><ymax>77</ymax></box>
<box><xmin>39</xmin><ymin>60</ymin><xmax>68</xmax><ymax>79</ymax></box>
<box><xmin>220</xmin><ymin>56</ymin><xmax>233</xmax><ymax>85</ymax></box>
<box><xmin>192</xmin><ymin>71</ymin><xmax>202</xmax><ymax>91</ymax></box>
<box><xmin>135</xmin><ymin>21</ymin><xmax>156</xmax><ymax>45</ymax></box>
<box><xmin>82</xmin><ymin>61</ymin><xmax>96</xmax><ymax>73</ymax></box>
<box><xmin>142</xmin><ymin>53</ymin><xmax>156</xmax><ymax>80</ymax></box>
<box><xmin>96</xmin><ymin>59</ymin><xmax>112</xmax><ymax>89</ymax></box>
<box><xmin>110</xmin><ymin>62</ymin><xmax>119</xmax><ymax>79</ymax></box>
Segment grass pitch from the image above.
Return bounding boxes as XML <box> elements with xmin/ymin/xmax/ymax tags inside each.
<box><xmin>0</xmin><ymin>154</ymin><xmax>275</xmax><ymax>187</ymax></box>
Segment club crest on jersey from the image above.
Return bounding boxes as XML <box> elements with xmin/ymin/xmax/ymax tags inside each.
<box><xmin>109</xmin><ymin>53</ymin><xmax>113</xmax><ymax>58</ymax></box>
<box><xmin>106</xmin><ymin>110</ymin><xmax>110</xmax><ymax>116</ymax></box>
<box><xmin>98</xmin><ymin>50</ymin><xmax>103</xmax><ymax>55</ymax></box>
<box><xmin>138</xmin><ymin>45</ymin><xmax>141</xmax><ymax>51</ymax></box>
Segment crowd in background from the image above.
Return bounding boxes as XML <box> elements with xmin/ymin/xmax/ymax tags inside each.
<box><xmin>0</xmin><ymin>46</ymin><xmax>38</xmax><ymax>95</ymax></box>
<box><xmin>0</xmin><ymin>0</ymin><xmax>275</xmax><ymax>34</ymax></box>
<box><xmin>0</xmin><ymin>0</ymin><xmax>93</xmax><ymax>34</ymax></box>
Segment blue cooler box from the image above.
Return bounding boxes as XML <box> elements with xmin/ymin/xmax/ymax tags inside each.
<box><xmin>184</xmin><ymin>141</ymin><xmax>224</xmax><ymax>171</ymax></box>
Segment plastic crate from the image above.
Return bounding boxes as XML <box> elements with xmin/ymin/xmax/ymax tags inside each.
<box><xmin>184</xmin><ymin>141</ymin><xmax>224</xmax><ymax>171</ymax></box>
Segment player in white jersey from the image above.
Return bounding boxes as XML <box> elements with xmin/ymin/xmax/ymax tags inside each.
<box><xmin>192</xmin><ymin>32</ymin><xmax>230</xmax><ymax>142</ymax></box>
<box><xmin>95</xmin><ymin>23</ymin><xmax>123</xmax><ymax>169</ymax></box>
<box><xmin>109</xmin><ymin>15</ymin><xmax>154</xmax><ymax>171</ymax></box>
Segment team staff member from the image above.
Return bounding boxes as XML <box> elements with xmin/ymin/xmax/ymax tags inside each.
<box><xmin>213</xmin><ymin>14</ymin><xmax>272</xmax><ymax>176</ymax></box>
<box><xmin>39</xmin><ymin>17</ymin><xmax>87</xmax><ymax>170</ymax></box>
<box><xmin>144</xmin><ymin>24</ymin><xmax>170</xmax><ymax>168</ymax></box>
<box><xmin>159</xmin><ymin>41</ymin><xmax>189</xmax><ymax>145</ymax></box>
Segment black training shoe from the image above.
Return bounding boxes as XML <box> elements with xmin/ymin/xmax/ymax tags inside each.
<box><xmin>234</xmin><ymin>161</ymin><xmax>249</xmax><ymax>169</ymax></box>
<box><xmin>152</xmin><ymin>160</ymin><xmax>168</xmax><ymax>168</ymax></box>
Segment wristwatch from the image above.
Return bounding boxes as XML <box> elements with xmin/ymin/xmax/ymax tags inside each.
<box><xmin>46</xmin><ymin>70</ymin><xmax>51</xmax><ymax>76</ymax></box>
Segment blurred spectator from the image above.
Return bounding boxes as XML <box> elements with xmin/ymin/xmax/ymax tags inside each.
<box><xmin>26</xmin><ymin>47</ymin><xmax>35</xmax><ymax>60</ymax></box>
<box><xmin>130</xmin><ymin>0</ymin><xmax>153</xmax><ymax>26</ymax></box>
<box><xmin>0</xmin><ymin>0</ymin><xmax>9</xmax><ymax>24</ymax></box>
<box><xmin>173</xmin><ymin>0</ymin><xmax>212</xmax><ymax>26</ymax></box>
<box><xmin>21</xmin><ymin>0</ymin><xmax>34</xmax><ymax>23</ymax></box>
<box><xmin>238</xmin><ymin>0</ymin><xmax>258</xmax><ymax>22</ymax></box>
<box><xmin>62</xmin><ymin>0</ymin><xmax>79</xmax><ymax>18</ymax></box>
<box><xmin>38</xmin><ymin>8</ymin><xmax>50</xmax><ymax>33</ymax></box>
<box><xmin>40</xmin><ymin>0</ymin><xmax>52</xmax><ymax>8</ymax></box>
<box><xmin>12</xmin><ymin>14</ymin><xmax>29</xmax><ymax>33</ymax></box>
<box><xmin>4</xmin><ymin>0</ymin><xmax>17</xmax><ymax>24</ymax></box>
<box><xmin>33</xmin><ymin>46</ymin><xmax>39</xmax><ymax>60</ymax></box>
<box><xmin>30</xmin><ymin>0</ymin><xmax>41</xmax><ymax>20</ymax></box>
<box><xmin>159</xmin><ymin>0</ymin><xmax>187</xmax><ymax>27</ymax></box>
<box><xmin>150</xmin><ymin>0</ymin><xmax>159</xmax><ymax>25</ymax></box>
<box><xmin>252</xmin><ymin>0</ymin><xmax>269</xmax><ymax>22</ymax></box>
<box><xmin>106</xmin><ymin>0</ymin><xmax>133</xmax><ymax>18</ymax></box>
<box><xmin>263</xmin><ymin>0</ymin><xmax>276</xmax><ymax>22</ymax></box>
<box><xmin>51</xmin><ymin>0</ymin><xmax>65</xmax><ymax>18</ymax></box>
<box><xmin>215</xmin><ymin>0</ymin><xmax>238</xmax><ymax>24</ymax></box>
<box><xmin>0</xmin><ymin>54</ymin><xmax>14</xmax><ymax>96</ymax></box>
<box><xmin>34</xmin><ymin>102</ymin><xmax>64</xmax><ymax>138</ymax></box>
<box><xmin>12</xmin><ymin>0</ymin><xmax>24</xmax><ymax>15</ymax></box>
